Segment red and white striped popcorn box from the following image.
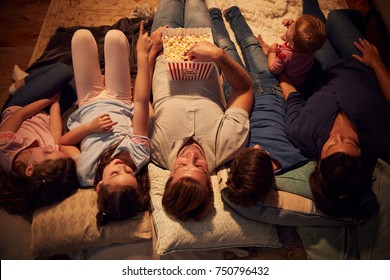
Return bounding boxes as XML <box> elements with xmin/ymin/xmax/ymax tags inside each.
<box><xmin>162</xmin><ymin>27</ymin><xmax>216</xmax><ymax>80</ymax></box>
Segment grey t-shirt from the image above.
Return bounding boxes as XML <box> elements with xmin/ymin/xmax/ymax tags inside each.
<box><xmin>150</xmin><ymin>55</ymin><xmax>249</xmax><ymax>172</ymax></box>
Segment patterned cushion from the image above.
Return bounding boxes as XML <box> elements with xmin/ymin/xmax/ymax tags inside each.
<box><xmin>149</xmin><ymin>163</ymin><xmax>281</xmax><ymax>255</ymax></box>
<box><xmin>31</xmin><ymin>188</ymin><xmax>152</xmax><ymax>259</ymax></box>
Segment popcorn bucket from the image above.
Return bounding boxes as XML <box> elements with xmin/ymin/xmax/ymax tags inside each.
<box><xmin>162</xmin><ymin>27</ymin><xmax>216</xmax><ymax>80</ymax></box>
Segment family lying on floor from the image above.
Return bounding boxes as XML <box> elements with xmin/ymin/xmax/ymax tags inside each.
<box><xmin>1</xmin><ymin>0</ymin><xmax>389</xmax><ymax>230</ymax></box>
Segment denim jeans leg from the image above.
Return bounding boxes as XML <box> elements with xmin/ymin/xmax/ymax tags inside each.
<box><xmin>224</xmin><ymin>7</ymin><xmax>268</xmax><ymax>75</ymax></box>
<box><xmin>5</xmin><ymin>63</ymin><xmax>73</xmax><ymax>108</ymax></box>
<box><xmin>302</xmin><ymin>0</ymin><xmax>326</xmax><ymax>23</ymax></box>
<box><xmin>209</xmin><ymin>8</ymin><xmax>245</xmax><ymax>68</ymax></box>
<box><xmin>327</xmin><ymin>9</ymin><xmax>365</xmax><ymax>58</ymax></box>
<box><xmin>151</xmin><ymin>0</ymin><xmax>185</xmax><ymax>32</ymax></box>
<box><xmin>184</xmin><ymin>0</ymin><xmax>213</xmax><ymax>29</ymax></box>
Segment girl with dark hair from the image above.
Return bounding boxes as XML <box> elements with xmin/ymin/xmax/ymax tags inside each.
<box><xmin>60</xmin><ymin>21</ymin><xmax>153</xmax><ymax>227</ymax></box>
<box><xmin>0</xmin><ymin>63</ymin><xmax>79</xmax><ymax>215</ymax></box>
<box><xmin>93</xmin><ymin>142</ymin><xmax>150</xmax><ymax>227</ymax></box>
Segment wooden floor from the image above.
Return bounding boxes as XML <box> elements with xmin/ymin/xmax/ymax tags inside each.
<box><xmin>0</xmin><ymin>0</ymin><xmax>51</xmax><ymax>109</ymax></box>
<box><xmin>0</xmin><ymin>0</ymin><xmax>388</xmax><ymax>111</ymax></box>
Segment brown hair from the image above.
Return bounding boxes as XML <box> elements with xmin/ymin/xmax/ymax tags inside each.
<box><xmin>293</xmin><ymin>14</ymin><xmax>327</xmax><ymax>54</ymax></box>
<box><xmin>93</xmin><ymin>143</ymin><xmax>150</xmax><ymax>227</ymax></box>
<box><xmin>162</xmin><ymin>176</ymin><xmax>214</xmax><ymax>221</ymax></box>
<box><xmin>226</xmin><ymin>148</ymin><xmax>275</xmax><ymax>207</ymax></box>
<box><xmin>310</xmin><ymin>152</ymin><xmax>373</xmax><ymax>218</ymax></box>
<box><xmin>0</xmin><ymin>157</ymin><xmax>79</xmax><ymax>216</ymax></box>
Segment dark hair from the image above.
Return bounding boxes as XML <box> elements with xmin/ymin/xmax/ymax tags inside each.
<box><xmin>226</xmin><ymin>148</ymin><xmax>275</xmax><ymax>207</ymax></box>
<box><xmin>93</xmin><ymin>143</ymin><xmax>150</xmax><ymax>227</ymax></box>
<box><xmin>0</xmin><ymin>157</ymin><xmax>79</xmax><ymax>216</ymax></box>
<box><xmin>162</xmin><ymin>176</ymin><xmax>214</xmax><ymax>221</ymax></box>
<box><xmin>293</xmin><ymin>14</ymin><xmax>327</xmax><ymax>54</ymax></box>
<box><xmin>310</xmin><ymin>152</ymin><xmax>373</xmax><ymax>218</ymax></box>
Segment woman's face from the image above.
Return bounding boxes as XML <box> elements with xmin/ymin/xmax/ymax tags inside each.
<box><xmin>98</xmin><ymin>159</ymin><xmax>138</xmax><ymax>192</ymax></box>
<box><xmin>321</xmin><ymin>133</ymin><xmax>361</xmax><ymax>159</ymax></box>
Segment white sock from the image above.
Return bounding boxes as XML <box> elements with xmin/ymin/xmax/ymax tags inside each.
<box><xmin>205</xmin><ymin>0</ymin><xmax>219</xmax><ymax>10</ymax></box>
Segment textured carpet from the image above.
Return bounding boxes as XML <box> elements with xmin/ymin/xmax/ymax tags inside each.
<box><xmin>31</xmin><ymin>0</ymin><xmax>347</xmax><ymax>64</ymax></box>
<box><xmin>30</xmin><ymin>0</ymin><xmax>158</xmax><ymax>64</ymax></box>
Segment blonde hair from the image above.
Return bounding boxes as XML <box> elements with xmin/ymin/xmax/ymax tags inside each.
<box><xmin>293</xmin><ymin>14</ymin><xmax>327</xmax><ymax>54</ymax></box>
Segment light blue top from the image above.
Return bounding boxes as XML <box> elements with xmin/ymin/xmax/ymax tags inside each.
<box><xmin>68</xmin><ymin>99</ymin><xmax>150</xmax><ymax>187</ymax></box>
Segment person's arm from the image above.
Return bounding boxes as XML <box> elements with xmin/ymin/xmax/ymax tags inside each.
<box><xmin>278</xmin><ymin>72</ymin><xmax>298</xmax><ymax>100</ymax></box>
<box><xmin>60</xmin><ymin>113</ymin><xmax>117</xmax><ymax>145</ymax></box>
<box><xmin>132</xmin><ymin>20</ymin><xmax>153</xmax><ymax>137</ymax></box>
<box><xmin>147</xmin><ymin>25</ymin><xmax>166</xmax><ymax>119</ymax></box>
<box><xmin>60</xmin><ymin>144</ymin><xmax>81</xmax><ymax>160</ymax></box>
<box><xmin>267</xmin><ymin>43</ymin><xmax>282</xmax><ymax>75</ymax></box>
<box><xmin>187</xmin><ymin>41</ymin><xmax>254</xmax><ymax>114</ymax></box>
<box><xmin>48</xmin><ymin>94</ymin><xmax>80</xmax><ymax>158</ymax></box>
<box><xmin>352</xmin><ymin>38</ymin><xmax>390</xmax><ymax>102</ymax></box>
<box><xmin>0</xmin><ymin>96</ymin><xmax>55</xmax><ymax>133</ymax></box>
<box><xmin>278</xmin><ymin>72</ymin><xmax>307</xmax><ymax>153</ymax></box>
<box><xmin>49</xmin><ymin>93</ymin><xmax>62</xmax><ymax>144</ymax></box>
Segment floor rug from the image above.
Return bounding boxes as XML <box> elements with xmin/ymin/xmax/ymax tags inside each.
<box><xmin>31</xmin><ymin>0</ymin><xmax>346</xmax><ymax>64</ymax></box>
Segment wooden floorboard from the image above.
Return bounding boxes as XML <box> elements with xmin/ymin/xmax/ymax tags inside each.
<box><xmin>0</xmin><ymin>0</ymin><xmax>51</xmax><ymax>108</ymax></box>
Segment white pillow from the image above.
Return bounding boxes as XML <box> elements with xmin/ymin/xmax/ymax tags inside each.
<box><xmin>149</xmin><ymin>163</ymin><xmax>281</xmax><ymax>255</ymax></box>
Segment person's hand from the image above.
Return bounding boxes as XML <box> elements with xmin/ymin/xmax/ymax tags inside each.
<box><xmin>88</xmin><ymin>113</ymin><xmax>117</xmax><ymax>133</ymax></box>
<box><xmin>268</xmin><ymin>43</ymin><xmax>281</xmax><ymax>55</ymax></box>
<box><xmin>137</xmin><ymin>20</ymin><xmax>153</xmax><ymax>56</ymax></box>
<box><xmin>282</xmin><ymin>18</ymin><xmax>294</xmax><ymax>27</ymax></box>
<box><xmin>150</xmin><ymin>25</ymin><xmax>168</xmax><ymax>54</ymax></box>
<box><xmin>256</xmin><ymin>34</ymin><xmax>270</xmax><ymax>56</ymax></box>
<box><xmin>40</xmin><ymin>92</ymin><xmax>60</xmax><ymax>108</ymax></box>
<box><xmin>352</xmin><ymin>38</ymin><xmax>383</xmax><ymax>69</ymax></box>
<box><xmin>50</xmin><ymin>92</ymin><xmax>61</xmax><ymax>105</ymax></box>
<box><xmin>186</xmin><ymin>41</ymin><xmax>223</xmax><ymax>62</ymax></box>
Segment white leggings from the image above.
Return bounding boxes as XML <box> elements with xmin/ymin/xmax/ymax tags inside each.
<box><xmin>71</xmin><ymin>29</ymin><xmax>132</xmax><ymax>107</ymax></box>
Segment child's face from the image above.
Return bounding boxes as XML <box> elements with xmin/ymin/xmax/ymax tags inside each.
<box><xmin>281</xmin><ymin>21</ymin><xmax>296</xmax><ymax>45</ymax></box>
<box><xmin>18</xmin><ymin>146</ymin><xmax>66</xmax><ymax>166</ymax></box>
<box><xmin>100</xmin><ymin>158</ymin><xmax>138</xmax><ymax>190</ymax></box>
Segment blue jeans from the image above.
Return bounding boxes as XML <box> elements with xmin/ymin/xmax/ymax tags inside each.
<box><xmin>3</xmin><ymin>63</ymin><xmax>75</xmax><ymax>114</ymax></box>
<box><xmin>210</xmin><ymin>6</ymin><xmax>282</xmax><ymax>99</ymax></box>
<box><xmin>151</xmin><ymin>0</ymin><xmax>214</xmax><ymax>32</ymax></box>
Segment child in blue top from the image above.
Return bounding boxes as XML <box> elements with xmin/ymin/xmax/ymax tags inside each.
<box><xmin>61</xmin><ymin>21</ymin><xmax>153</xmax><ymax>226</ymax></box>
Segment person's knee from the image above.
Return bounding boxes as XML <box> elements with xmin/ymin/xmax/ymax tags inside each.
<box><xmin>105</xmin><ymin>29</ymin><xmax>127</xmax><ymax>46</ymax></box>
<box><xmin>72</xmin><ymin>29</ymin><xmax>94</xmax><ymax>46</ymax></box>
<box><xmin>55</xmin><ymin>63</ymin><xmax>73</xmax><ymax>79</ymax></box>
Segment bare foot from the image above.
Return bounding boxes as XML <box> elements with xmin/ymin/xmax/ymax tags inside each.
<box><xmin>12</xmin><ymin>65</ymin><xmax>29</xmax><ymax>81</ymax></box>
<box><xmin>257</xmin><ymin>34</ymin><xmax>269</xmax><ymax>55</ymax></box>
<box><xmin>8</xmin><ymin>78</ymin><xmax>25</xmax><ymax>95</ymax></box>
<box><xmin>8</xmin><ymin>83</ymin><xmax>17</xmax><ymax>95</ymax></box>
